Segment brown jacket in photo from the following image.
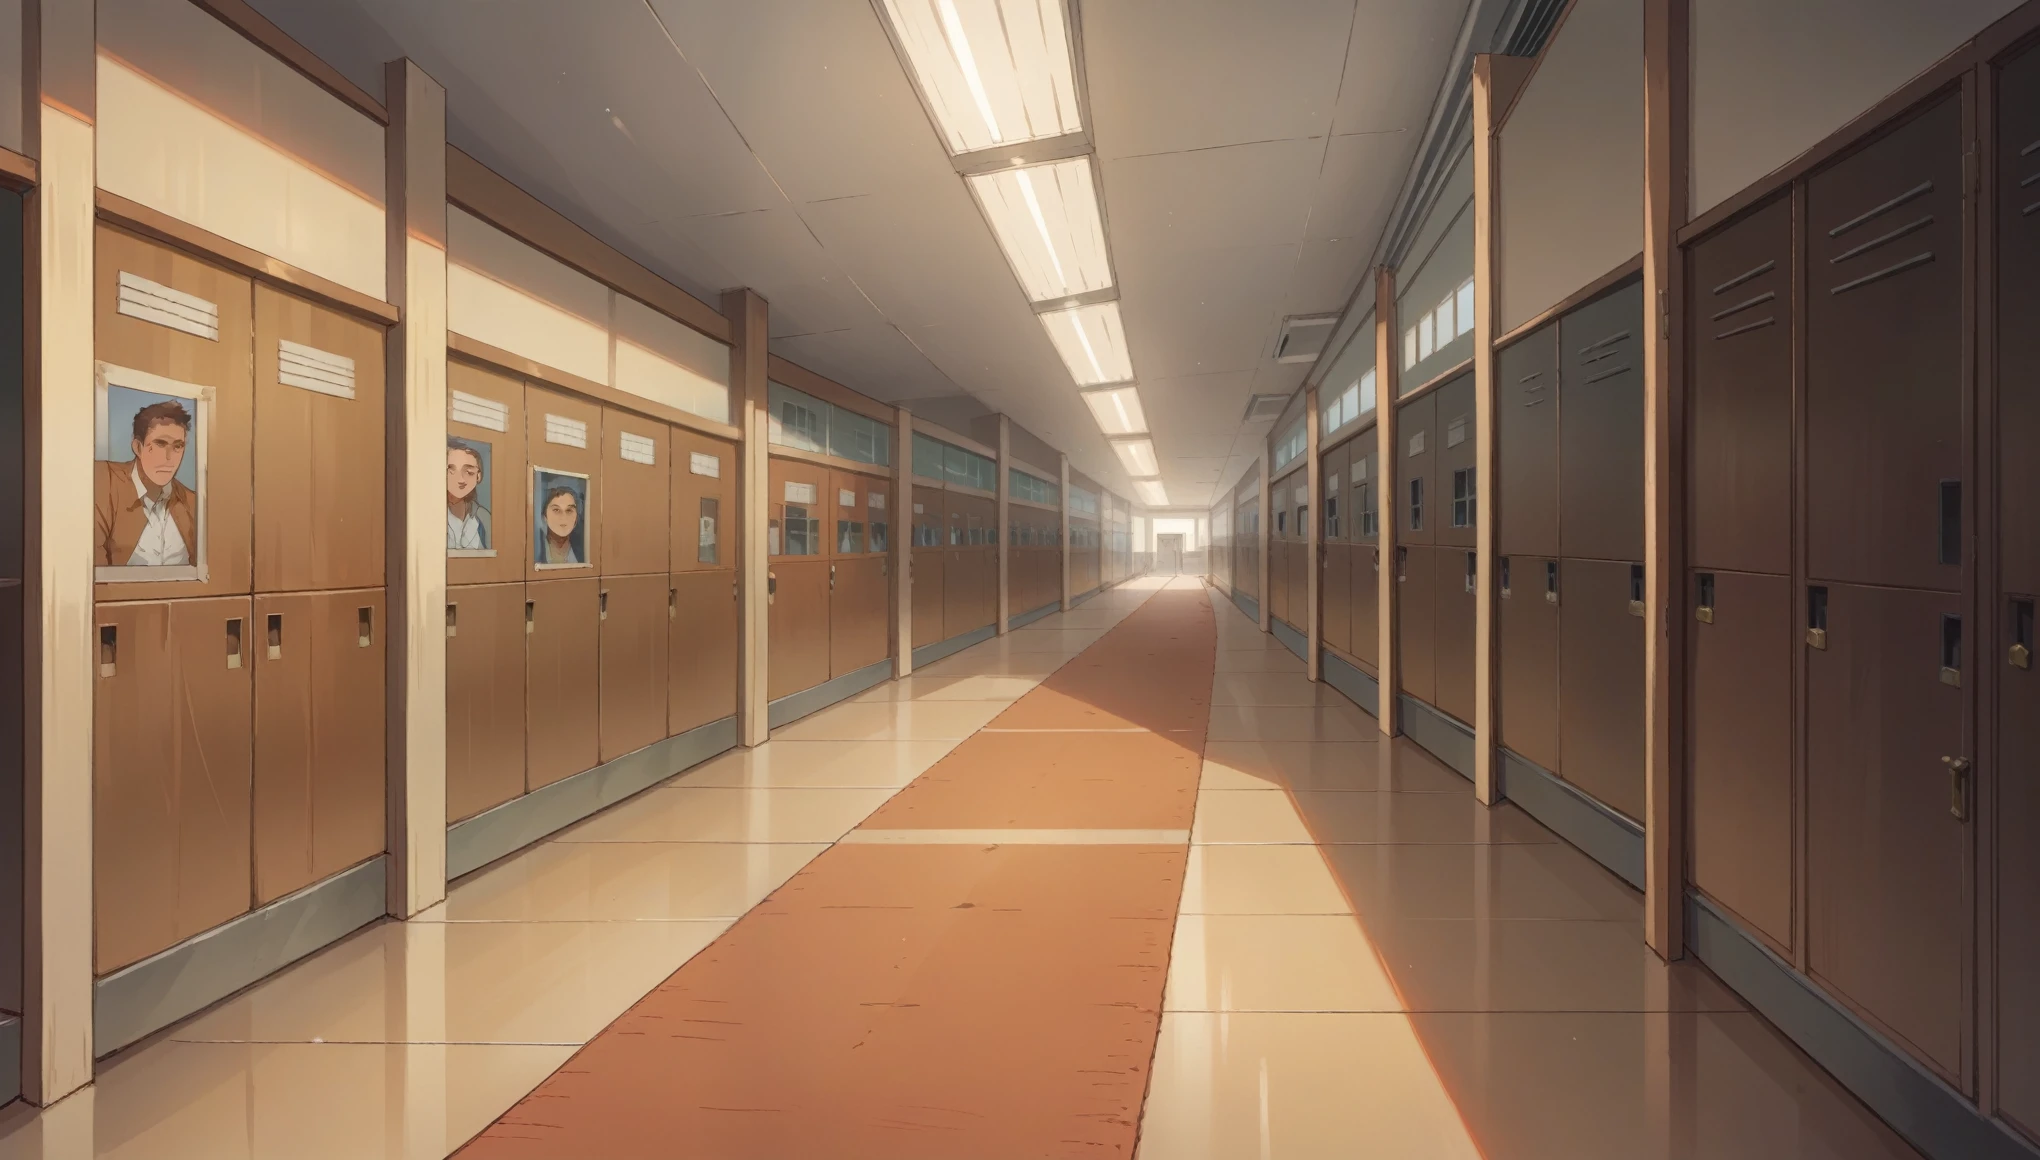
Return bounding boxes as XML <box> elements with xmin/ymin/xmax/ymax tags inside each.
<box><xmin>94</xmin><ymin>459</ymin><xmax>198</xmax><ymax>567</ymax></box>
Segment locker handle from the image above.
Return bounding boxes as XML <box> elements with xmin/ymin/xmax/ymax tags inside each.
<box><xmin>669</xmin><ymin>588</ymin><xmax>678</xmax><ymax>621</ymax></box>
<box><xmin>767</xmin><ymin>571</ymin><xmax>776</xmax><ymax>605</ymax></box>
<box><xmin>1939</xmin><ymin>614</ymin><xmax>1961</xmax><ymax>687</ymax></box>
<box><xmin>267</xmin><ymin>614</ymin><xmax>284</xmax><ymax>660</ymax></box>
<box><xmin>1806</xmin><ymin>586</ymin><xmax>1827</xmax><ymax>650</ymax></box>
<box><xmin>357</xmin><ymin>606</ymin><xmax>373</xmax><ymax>647</ymax></box>
<box><xmin>2012</xmin><ymin>599</ymin><xmax>2033</xmax><ymax>669</ymax></box>
<box><xmin>1941</xmin><ymin>756</ymin><xmax>1970</xmax><ymax>820</ymax></box>
<box><xmin>1545</xmin><ymin>561</ymin><xmax>1559</xmax><ymax>605</ymax></box>
<box><xmin>1696</xmin><ymin>573</ymin><xmax>1715</xmax><ymax>624</ymax></box>
<box><xmin>830</xmin><ymin>563</ymin><xmax>836</xmax><ymax>591</ymax></box>
<box><xmin>1498</xmin><ymin>556</ymin><xmax>1510</xmax><ymax>597</ymax></box>
<box><xmin>1464</xmin><ymin>551</ymin><xmax>1476</xmax><ymax>594</ymax></box>
<box><xmin>446</xmin><ymin>603</ymin><xmax>457</xmax><ymax>639</ymax></box>
<box><xmin>599</xmin><ymin>590</ymin><xmax>609</xmax><ymax>621</ymax></box>
<box><xmin>99</xmin><ymin>625</ymin><xmax>116</xmax><ymax>678</ymax></box>
<box><xmin>1395</xmin><ymin>546</ymin><xmax>1407</xmax><ymax>582</ymax></box>
<box><xmin>226</xmin><ymin>618</ymin><xmax>243</xmax><ymax>669</ymax></box>
<box><xmin>525</xmin><ymin>600</ymin><xmax>535</xmax><ymax>635</ymax></box>
<box><xmin>1627</xmin><ymin>564</ymin><xmax>1646</xmax><ymax>616</ymax></box>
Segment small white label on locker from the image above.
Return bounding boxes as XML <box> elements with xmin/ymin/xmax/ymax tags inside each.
<box><xmin>689</xmin><ymin>452</ymin><xmax>721</xmax><ymax>478</ymax></box>
<box><xmin>1446</xmin><ymin>417</ymin><xmax>1468</xmax><ymax>448</ymax></box>
<box><xmin>278</xmin><ymin>340</ymin><xmax>357</xmax><ymax>399</ymax></box>
<box><xmin>784</xmin><ymin>481</ymin><xmax>817</xmax><ymax>504</ymax></box>
<box><xmin>544</xmin><ymin>413</ymin><xmax>588</xmax><ymax>448</ymax></box>
<box><xmin>116</xmin><ymin>271</ymin><xmax>220</xmax><ymax>341</ymax></box>
<box><xmin>450</xmin><ymin>389</ymin><xmax>509</xmax><ymax>432</ymax></box>
<box><xmin>1354</xmin><ymin>458</ymin><xmax>1368</xmax><ymax>479</ymax></box>
<box><xmin>839</xmin><ymin>488</ymin><xmax>856</xmax><ymax>506</ymax></box>
<box><xmin>1408</xmin><ymin>430</ymin><xmax>1426</xmax><ymax>456</ymax></box>
<box><xmin>619</xmin><ymin>431</ymin><xmax>657</xmax><ymax>465</ymax></box>
<box><xmin>869</xmin><ymin>493</ymin><xmax>885</xmax><ymax>510</ymax></box>
<box><xmin>914</xmin><ymin>503</ymin><xmax>925</xmax><ymax>514</ymax></box>
<box><xmin>1293</xmin><ymin>486</ymin><xmax>1306</xmax><ymax>505</ymax></box>
<box><xmin>1328</xmin><ymin>474</ymin><xmax>1340</xmax><ymax>494</ymax></box>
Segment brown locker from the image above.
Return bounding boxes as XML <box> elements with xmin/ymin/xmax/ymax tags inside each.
<box><xmin>1434</xmin><ymin>548</ymin><xmax>1477</xmax><ymax>725</ymax></box>
<box><xmin>1688</xmin><ymin>570</ymin><xmax>1793</xmax><ymax>949</ymax></box>
<box><xmin>447</xmin><ymin>360</ymin><xmax>528</xmax><ymax>586</ymax></box>
<box><xmin>527</xmin><ymin>386</ymin><xmax>602</xmax><ymax>578</ymax></box>
<box><xmin>1396</xmin><ymin>392</ymin><xmax>1436</xmax><ymax>548</ymax></box>
<box><xmin>769</xmin><ymin>559</ymin><xmax>831</xmax><ymax>699</ymax></box>
<box><xmin>2001</xmin><ymin>593</ymin><xmax>2040</xmax><ymax>1136</ymax></box>
<box><xmin>669</xmin><ymin>568</ymin><xmax>738</xmax><ymax>735</ymax></box>
<box><xmin>1557</xmin><ymin>280</ymin><xmax>1645</xmax><ymax>563</ymax></box>
<box><xmin>912</xmin><ymin>486</ymin><xmax>945</xmax><ymax>646</ymax></box>
<box><xmin>600</xmin><ymin>408</ymin><xmax>670</xmax><ymax>576</ymax></box>
<box><xmin>1351</xmin><ymin>545</ymin><xmax>1380</xmax><ymax>670</ymax></box>
<box><xmin>830</xmin><ymin>471</ymin><xmax>890</xmax><ymax>677</ymax></box>
<box><xmin>1267</xmin><ymin>505</ymin><xmax>1288</xmax><ymax>625</ymax></box>
<box><xmin>93</xmin><ymin>596</ymin><xmax>253</xmax><ymax>973</ymax></box>
<box><xmin>1433</xmin><ymin>373</ymin><xmax>1477</xmax><ymax>550</ymax></box>
<box><xmin>1558</xmin><ymin>559</ymin><xmax>1646</xmax><ymax>822</ymax></box>
<box><xmin>1496</xmin><ymin>325</ymin><xmax>1559</xmax><ymax>558</ymax></box>
<box><xmin>1806</xmin><ymin>94</ymin><xmax>1963</xmax><ymax>592</ymax></box>
<box><xmin>94</xmin><ymin>224</ymin><xmax>255</xmax><ymax>601</ymax></box>
<box><xmin>1498</xmin><ymin>556</ymin><xmax>1560</xmax><ymax>772</ymax></box>
<box><xmin>669</xmin><ymin>427</ymin><xmax>736</xmax><ymax>575</ymax></box>
<box><xmin>1397</xmin><ymin>544</ymin><xmax>1435</xmax><ymax>705</ymax></box>
<box><xmin>252</xmin><ymin>284</ymin><xmax>386</xmax><ymax>593</ymax></box>
<box><xmin>1689</xmin><ymin>196</ymin><xmax>1793</xmax><ymax>576</ymax></box>
<box><xmin>1806</xmin><ymin>581</ymin><xmax>1966</xmax><ymax>1082</ymax></box>
<box><xmin>1324</xmin><ymin>438</ymin><xmax>1353</xmax><ymax>651</ymax></box>
<box><xmin>599</xmin><ymin>573</ymin><xmax>670</xmax><ymax>762</ymax></box>
<box><xmin>526</xmin><ymin>576</ymin><xmax>601</xmax><ymax>789</ymax></box>
<box><xmin>445</xmin><ymin>582</ymin><xmax>526</xmax><ymax>823</ymax></box>
<box><xmin>252</xmin><ymin>589</ymin><xmax>386</xmax><ymax>904</ymax></box>
<box><xmin>1323</xmin><ymin>545</ymin><xmax>1352</xmax><ymax>655</ymax></box>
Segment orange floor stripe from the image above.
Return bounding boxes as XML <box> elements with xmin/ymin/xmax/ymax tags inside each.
<box><xmin>457</xmin><ymin>587</ymin><xmax>1217</xmax><ymax>1159</ymax></box>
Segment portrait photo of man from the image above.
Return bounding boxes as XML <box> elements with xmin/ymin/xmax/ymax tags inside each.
<box><xmin>532</xmin><ymin>468</ymin><xmax>591</xmax><ymax>569</ymax></box>
<box><xmin>447</xmin><ymin>438</ymin><xmax>495</xmax><ymax>556</ymax></box>
<box><xmin>95</xmin><ymin>395</ymin><xmax>200</xmax><ymax>571</ymax></box>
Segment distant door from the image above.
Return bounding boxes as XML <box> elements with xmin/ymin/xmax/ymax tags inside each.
<box><xmin>1158</xmin><ymin>534</ymin><xmax>1183</xmax><ymax>574</ymax></box>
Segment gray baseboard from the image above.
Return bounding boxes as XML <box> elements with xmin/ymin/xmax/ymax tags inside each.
<box><xmin>768</xmin><ymin>659</ymin><xmax>894</xmax><ymax>729</ymax></box>
<box><xmin>1270</xmin><ymin>617</ymin><xmax>1307</xmax><ymax>661</ymax></box>
<box><xmin>1230</xmin><ymin>590</ymin><xmax>1260</xmax><ymax>622</ymax></box>
<box><xmin>1688</xmin><ymin>893</ymin><xmax>2038</xmax><ymax>1160</ymax></box>
<box><xmin>447</xmin><ymin>716</ymin><xmax>739</xmax><ymax>880</ymax></box>
<box><xmin>911</xmin><ymin>623</ymin><xmax>997</xmax><ymax>668</ymax></box>
<box><xmin>1070</xmin><ymin>586</ymin><xmax>1101</xmax><ymax>607</ymax></box>
<box><xmin>1398</xmin><ymin>694</ymin><xmax>1474</xmax><ymax>781</ymax></box>
<box><xmin>0</xmin><ymin>1015</ymin><xmax>16</xmax><ymax>1103</ymax></box>
<box><xmin>1498</xmin><ymin>749</ymin><xmax>1645</xmax><ymax>890</ymax></box>
<box><xmin>1320</xmin><ymin>651</ymin><xmax>1379</xmax><ymax>718</ymax></box>
<box><xmin>95</xmin><ymin>856</ymin><xmax>387</xmax><ymax>1057</ymax></box>
<box><xmin>1008</xmin><ymin>600</ymin><xmax>1060</xmax><ymax>630</ymax></box>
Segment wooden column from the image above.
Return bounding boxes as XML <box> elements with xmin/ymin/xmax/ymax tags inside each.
<box><xmin>1256</xmin><ymin>449</ymin><xmax>1271</xmax><ymax>633</ymax></box>
<box><xmin>1642</xmin><ymin>0</ymin><xmax>1691</xmax><ymax>960</ymax></box>
<box><xmin>1470</xmin><ymin>55</ymin><xmax>1504</xmax><ymax>807</ymax></box>
<box><xmin>1304</xmin><ymin>386</ymin><xmax>1322</xmax><ymax>681</ymax></box>
<box><xmin>21</xmin><ymin>0</ymin><xmax>97</xmax><ymax>1105</ymax></box>
<box><xmin>383</xmin><ymin>58</ymin><xmax>449</xmax><ymax>919</ymax></box>
<box><xmin>1058</xmin><ymin>454</ymin><xmax>1072</xmax><ymax>611</ymax></box>
<box><xmin>724</xmin><ymin>289</ymin><xmax>770</xmax><ymax>747</ymax></box>
<box><xmin>1374</xmin><ymin>269</ymin><xmax>1401</xmax><ymax>738</ymax></box>
<box><xmin>995</xmin><ymin>415</ymin><xmax>1011</xmax><ymax>633</ymax></box>
<box><xmin>892</xmin><ymin>405</ymin><xmax>912</xmax><ymax>675</ymax></box>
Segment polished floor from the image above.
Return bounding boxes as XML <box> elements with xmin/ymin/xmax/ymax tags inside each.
<box><xmin>0</xmin><ymin>577</ymin><xmax>1920</xmax><ymax>1158</ymax></box>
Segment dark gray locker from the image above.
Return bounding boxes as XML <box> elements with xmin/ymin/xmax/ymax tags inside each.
<box><xmin>1396</xmin><ymin>393</ymin><xmax>1436</xmax><ymax>548</ymax></box>
<box><xmin>1397</xmin><ymin>544</ymin><xmax>1436</xmax><ymax>705</ymax></box>
<box><xmin>1497</xmin><ymin>325</ymin><xmax>1559</xmax><ymax>558</ymax></box>
<box><xmin>1433</xmin><ymin>373</ymin><xmax>1477</xmax><ymax>550</ymax></box>
<box><xmin>1806</xmin><ymin>581</ymin><xmax>1965</xmax><ymax>1083</ymax></box>
<box><xmin>1558</xmin><ymin>280</ymin><xmax>1645</xmax><ymax>563</ymax></box>
<box><xmin>1689</xmin><ymin>569</ymin><xmax>1793</xmax><ymax>950</ymax></box>
<box><xmin>1690</xmin><ymin>196</ymin><xmax>1794</xmax><ymax>576</ymax></box>
<box><xmin>1352</xmin><ymin>546</ymin><xmax>1380</xmax><ymax>670</ymax></box>
<box><xmin>2002</xmin><ymin>590</ymin><xmax>2039</xmax><ymax>1138</ymax></box>
<box><xmin>1806</xmin><ymin>94</ymin><xmax>1964</xmax><ymax>592</ymax></box>
<box><xmin>1434</xmin><ymin>547</ymin><xmax>1477</xmax><ymax>725</ymax></box>
<box><xmin>2001</xmin><ymin>46</ymin><xmax>2040</xmax><ymax>599</ymax></box>
<box><xmin>1558</xmin><ymin>558</ymin><xmax>1645</xmax><ymax>821</ymax></box>
<box><xmin>1498</xmin><ymin>555</ymin><xmax>1559</xmax><ymax>772</ymax></box>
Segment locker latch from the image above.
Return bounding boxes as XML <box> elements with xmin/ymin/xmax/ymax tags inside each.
<box><xmin>830</xmin><ymin>564</ymin><xmax>836</xmax><ymax>591</ymax></box>
<box><xmin>1941</xmin><ymin>756</ymin><xmax>1970</xmax><ymax>820</ymax></box>
<box><xmin>1940</xmin><ymin>615</ymin><xmax>1961</xmax><ymax>688</ymax></box>
<box><xmin>525</xmin><ymin>601</ymin><xmax>535</xmax><ymax>635</ymax></box>
<box><xmin>1545</xmin><ymin>561</ymin><xmax>1559</xmax><ymax>605</ymax></box>
<box><xmin>1806</xmin><ymin>586</ymin><xmax>1827</xmax><ymax>650</ymax></box>
<box><xmin>1695</xmin><ymin>573</ymin><xmax>1715</xmax><ymax>624</ymax></box>
<box><xmin>357</xmin><ymin>607</ymin><xmax>373</xmax><ymax>647</ymax></box>
<box><xmin>1628</xmin><ymin>564</ymin><xmax>1646</xmax><ymax>617</ymax></box>
<box><xmin>267</xmin><ymin>614</ymin><xmax>284</xmax><ymax>660</ymax></box>
<box><xmin>446</xmin><ymin>603</ymin><xmax>458</xmax><ymax>638</ymax></box>
<box><xmin>98</xmin><ymin>625</ymin><xmax>117</xmax><ymax>678</ymax></box>
<box><xmin>599</xmin><ymin>591</ymin><xmax>609</xmax><ymax>622</ymax></box>
<box><xmin>669</xmin><ymin>588</ymin><xmax>678</xmax><ymax>621</ymax></box>
<box><xmin>2013</xmin><ymin>599</ymin><xmax>2034</xmax><ymax>669</ymax></box>
<box><xmin>767</xmin><ymin>571</ymin><xmax>777</xmax><ymax>605</ymax></box>
<box><xmin>227</xmin><ymin>618</ymin><xmax>243</xmax><ymax>669</ymax></box>
<box><xmin>1498</xmin><ymin>557</ymin><xmax>1510</xmax><ymax>598</ymax></box>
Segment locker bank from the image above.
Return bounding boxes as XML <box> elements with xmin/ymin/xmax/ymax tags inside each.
<box><xmin>0</xmin><ymin>0</ymin><xmax>2034</xmax><ymax>1156</ymax></box>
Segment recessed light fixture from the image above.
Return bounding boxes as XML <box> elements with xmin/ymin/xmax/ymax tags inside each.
<box><xmin>1110</xmin><ymin>437</ymin><xmax>1159</xmax><ymax>477</ymax></box>
<box><xmin>878</xmin><ymin>0</ymin><xmax>1082</xmax><ymax>156</ymax></box>
<box><xmin>968</xmin><ymin>158</ymin><xmax>1111</xmax><ymax>302</ymax></box>
<box><xmin>1080</xmin><ymin>384</ymin><xmax>1146</xmax><ymax>435</ymax></box>
<box><xmin>1040</xmin><ymin>301</ymin><xmax>1132</xmax><ymax>386</ymax></box>
<box><xmin>1133</xmin><ymin>479</ymin><xmax>1168</xmax><ymax>506</ymax></box>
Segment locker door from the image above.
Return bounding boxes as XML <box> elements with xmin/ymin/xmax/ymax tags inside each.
<box><xmin>527</xmin><ymin>386</ymin><xmax>603</xmax><ymax>578</ymax></box>
<box><xmin>1351</xmin><ymin>546</ymin><xmax>1380</xmax><ymax>670</ymax></box>
<box><xmin>599</xmin><ymin>573</ymin><xmax>670</xmax><ymax>762</ymax></box>
<box><xmin>253</xmin><ymin>588</ymin><xmax>386</xmax><ymax>904</ymax></box>
<box><xmin>1558</xmin><ymin>559</ymin><xmax>1646</xmax><ymax>821</ymax></box>
<box><xmin>446</xmin><ymin>582</ymin><xmax>527</xmax><ymax>823</ymax></box>
<box><xmin>526</xmin><ymin>577</ymin><xmax>601</xmax><ymax>789</ymax></box>
<box><xmin>1267</xmin><ymin>497</ymin><xmax>1288</xmax><ymax>624</ymax></box>
<box><xmin>1496</xmin><ymin>325</ymin><xmax>1558</xmax><ymax>558</ymax></box>
<box><xmin>1289</xmin><ymin>475</ymin><xmax>1309</xmax><ymax>626</ymax></box>
<box><xmin>670</xmin><ymin>568</ymin><xmax>738</xmax><ymax>736</ymax></box>
<box><xmin>669</xmin><ymin>428</ymin><xmax>735</xmax><ymax>576</ymax></box>
<box><xmin>253</xmin><ymin>284</ymin><xmax>385</xmax><ymax>593</ymax></box>
<box><xmin>94</xmin><ymin>225</ymin><xmax>256</xmax><ymax>602</ymax></box>
<box><xmin>600</xmin><ymin>408</ymin><xmax>671</xmax><ymax>577</ymax></box>
<box><xmin>1434</xmin><ymin>373</ymin><xmax>1477</xmax><ymax>550</ymax></box>
<box><xmin>1807</xmin><ymin>582</ymin><xmax>1966</xmax><ymax>1082</ymax></box>
<box><xmin>447</xmin><ymin>360</ymin><xmax>528</xmax><ymax>586</ymax></box>
<box><xmin>1499</xmin><ymin>556</ymin><xmax>1560</xmax><ymax>773</ymax></box>
<box><xmin>1434</xmin><ymin>548</ymin><xmax>1477</xmax><ymax>725</ymax></box>
<box><xmin>1321</xmin><ymin>440</ymin><xmax>1351</xmax><ymax>653</ymax></box>
<box><xmin>1690</xmin><ymin>196</ymin><xmax>1793</xmax><ymax>575</ymax></box>
<box><xmin>769</xmin><ymin>457</ymin><xmax>830</xmax><ymax>699</ymax></box>
<box><xmin>93</xmin><ymin>596</ymin><xmax>253</xmax><ymax>973</ymax></box>
<box><xmin>1558</xmin><ymin>280</ymin><xmax>1645</xmax><ymax>562</ymax></box>
<box><xmin>1689</xmin><ymin>569</ymin><xmax>1793</xmax><ymax>949</ymax></box>
<box><xmin>1397</xmin><ymin>393</ymin><xmax>1436</xmax><ymax>548</ymax></box>
<box><xmin>2002</xmin><ymin>590</ymin><xmax>2039</xmax><ymax>1137</ymax></box>
<box><xmin>830</xmin><ymin>471</ymin><xmax>889</xmax><ymax>677</ymax></box>
<box><xmin>1397</xmin><ymin>544</ymin><xmax>1436</xmax><ymax>706</ymax></box>
<box><xmin>1806</xmin><ymin>94</ymin><xmax>1964</xmax><ymax>592</ymax></box>
<box><xmin>912</xmin><ymin>484</ymin><xmax>946</xmax><ymax>648</ymax></box>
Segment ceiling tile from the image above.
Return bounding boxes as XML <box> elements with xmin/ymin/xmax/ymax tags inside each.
<box><xmin>1103</xmin><ymin>138</ymin><xmax>1323</xmax><ymax>258</ymax></box>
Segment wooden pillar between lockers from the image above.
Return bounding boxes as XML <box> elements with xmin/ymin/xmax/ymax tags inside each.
<box><xmin>724</xmin><ymin>288</ymin><xmax>770</xmax><ymax>747</ymax></box>
<box><xmin>996</xmin><ymin>416</ymin><xmax>1011</xmax><ymax>633</ymax></box>
<box><xmin>1471</xmin><ymin>54</ymin><xmax>1502</xmax><ymax>807</ymax></box>
<box><xmin>892</xmin><ymin>406</ymin><xmax>913</xmax><ymax>675</ymax></box>
<box><xmin>1059</xmin><ymin>455</ymin><xmax>1072</xmax><ymax>611</ymax></box>
<box><xmin>1374</xmin><ymin>268</ymin><xmax>1401</xmax><ymax>738</ymax></box>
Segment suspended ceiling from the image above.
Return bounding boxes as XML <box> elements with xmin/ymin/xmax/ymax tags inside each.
<box><xmin>248</xmin><ymin>0</ymin><xmax>1473</xmax><ymax>507</ymax></box>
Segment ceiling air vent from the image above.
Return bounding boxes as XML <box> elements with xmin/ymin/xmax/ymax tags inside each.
<box><xmin>1243</xmin><ymin>394</ymin><xmax>1289</xmax><ymax>423</ymax></box>
<box><xmin>1273</xmin><ymin>313</ymin><xmax>1339</xmax><ymax>364</ymax></box>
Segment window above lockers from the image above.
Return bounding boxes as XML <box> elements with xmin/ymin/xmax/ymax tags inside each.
<box><xmin>768</xmin><ymin>381</ymin><xmax>892</xmax><ymax>467</ymax></box>
<box><xmin>1069</xmin><ymin>485</ymin><xmax>1099</xmax><ymax>518</ymax></box>
<box><xmin>1396</xmin><ymin>143</ymin><xmax>1476</xmax><ymax>392</ymax></box>
<box><xmin>1010</xmin><ymin>468</ymin><xmax>1059</xmax><ymax>507</ymax></box>
<box><xmin>1271</xmin><ymin>413</ymin><xmax>1308</xmax><ymax>473</ymax></box>
<box><xmin>97</xmin><ymin>0</ymin><xmax>387</xmax><ymax>298</ymax></box>
<box><xmin>1318</xmin><ymin>308</ymin><xmax>1378</xmax><ymax>440</ymax></box>
<box><xmin>911</xmin><ymin>431</ymin><xmax>995</xmax><ymax>491</ymax></box>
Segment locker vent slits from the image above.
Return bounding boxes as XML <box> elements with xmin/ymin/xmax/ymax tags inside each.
<box><xmin>1578</xmin><ymin>331</ymin><xmax>1631</xmax><ymax>361</ymax></box>
<box><xmin>619</xmin><ymin>431</ymin><xmax>657</xmax><ymax>466</ymax></box>
<box><xmin>116</xmin><ymin>272</ymin><xmax>220</xmax><ymax>341</ymax></box>
<box><xmin>1710</xmin><ymin>291</ymin><xmax>1775</xmax><ymax>322</ymax></box>
<box><xmin>1827</xmin><ymin>181</ymin><xmax>1931</xmax><ymax>238</ymax></box>
<box><xmin>545</xmin><ymin>413</ymin><xmax>589</xmax><ymax>448</ymax></box>
<box><xmin>2015</xmin><ymin>172</ymin><xmax>2038</xmax><ymax>188</ymax></box>
<box><xmin>1711</xmin><ymin>259</ymin><xmax>1774</xmax><ymax>296</ymax></box>
<box><xmin>1830</xmin><ymin>252</ymin><xmax>1934</xmax><ymax>296</ymax></box>
<box><xmin>1830</xmin><ymin>215</ymin><xmax>1933</xmax><ymax>265</ymax></box>
<box><xmin>2020</xmin><ymin>138</ymin><xmax>2040</xmax><ymax>157</ymax></box>
<box><xmin>1714</xmin><ymin>317</ymin><xmax>1777</xmax><ymax>341</ymax></box>
<box><xmin>2023</xmin><ymin>200</ymin><xmax>2039</xmax><ymax>218</ymax></box>
<box><xmin>1446</xmin><ymin>417</ymin><xmax>1468</xmax><ymax>448</ymax></box>
<box><xmin>451</xmin><ymin>390</ymin><xmax>509</xmax><ymax>432</ymax></box>
<box><xmin>1581</xmin><ymin>363</ymin><xmax>1633</xmax><ymax>386</ymax></box>
<box><xmin>689</xmin><ymin>452</ymin><xmax>721</xmax><ymax>478</ymax></box>
<box><xmin>278</xmin><ymin>340</ymin><xmax>356</xmax><ymax>399</ymax></box>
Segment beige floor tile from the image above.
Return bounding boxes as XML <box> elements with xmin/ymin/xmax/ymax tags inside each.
<box><xmin>1205</xmin><ymin>704</ymin><xmax>1375</xmax><ymax>742</ymax></box>
<box><xmin>851</xmin><ymin>674</ymin><xmax>1042</xmax><ymax>702</ymax></box>
<box><xmin>422</xmin><ymin>840</ymin><xmax>827</xmax><ymax>922</ymax></box>
<box><xmin>1358</xmin><ymin>917</ymin><xmax>1746</xmax><ymax>1013</ymax></box>
<box><xmin>1291</xmin><ymin>790</ymin><xmax>1560</xmax><ymax>845</ymax></box>
<box><xmin>1190</xmin><ymin>790</ymin><xmax>1318</xmax><ymax>844</ymax></box>
<box><xmin>1209</xmin><ymin>672</ymin><xmax>1350</xmax><ymax>707</ymax></box>
<box><xmin>1180</xmin><ymin>845</ymin><xmax>1352</xmax><ymax>915</ymax></box>
<box><xmin>556</xmin><ymin>786</ymin><xmax>899</xmax><ymax>844</ymax></box>
<box><xmin>1210</xmin><ymin>652</ymin><xmax>1308</xmax><ymax>674</ymax></box>
<box><xmin>1164</xmin><ymin>915</ymin><xmax>1402</xmax><ymax>1013</ymax></box>
<box><xmin>1202</xmin><ymin>740</ymin><xmax>1464</xmax><ymax>793</ymax></box>
<box><xmin>171</xmin><ymin>917</ymin><xmax>731</xmax><ymax>1046</ymax></box>
<box><xmin>1320</xmin><ymin>841</ymin><xmax>1642</xmax><ymax>922</ymax></box>
<box><xmin>1136</xmin><ymin>1012</ymin><xmax>1484</xmax><ymax>1160</ymax></box>
<box><xmin>997</xmin><ymin>630</ymin><xmax>1107</xmax><ymax>652</ymax></box>
<box><xmin>763</xmin><ymin>700</ymin><xmax>1007</xmax><ymax>741</ymax></box>
<box><xmin>670</xmin><ymin>740</ymin><xmax>958</xmax><ymax>788</ymax></box>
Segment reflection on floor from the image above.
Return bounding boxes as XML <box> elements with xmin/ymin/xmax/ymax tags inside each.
<box><xmin>0</xmin><ymin>578</ymin><xmax>1920</xmax><ymax>1158</ymax></box>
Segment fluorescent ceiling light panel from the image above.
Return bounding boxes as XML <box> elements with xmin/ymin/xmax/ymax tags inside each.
<box><xmin>969</xmin><ymin>158</ymin><xmax>1111</xmax><ymax>302</ymax></box>
<box><xmin>1041</xmin><ymin>301</ymin><xmax>1132</xmax><ymax>386</ymax></box>
<box><xmin>1081</xmin><ymin>384</ymin><xmax>1146</xmax><ymax>435</ymax></box>
<box><xmin>1111</xmin><ymin>437</ymin><xmax>1159</xmax><ymax>477</ymax></box>
<box><xmin>1133</xmin><ymin>479</ymin><xmax>1168</xmax><ymax>506</ymax></box>
<box><xmin>881</xmin><ymin>0</ymin><xmax>1082</xmax><ymax>155</ymax></box>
